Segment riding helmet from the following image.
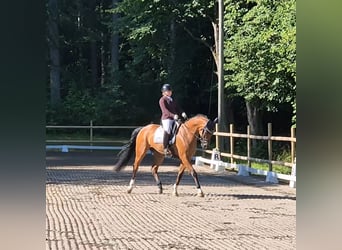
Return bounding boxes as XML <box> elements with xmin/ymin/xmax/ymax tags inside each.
<box><xmin>161</xmin><ymin>84</ymin><xmax>172</xmax><ymax>92</ymax></box>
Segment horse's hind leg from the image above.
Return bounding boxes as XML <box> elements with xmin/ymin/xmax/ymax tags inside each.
<box><xmin>151</xmin><ymin>153</ymin><xmax>164</xmax><ymax>194</ymax></box>
<box><xmin>127</xmin><ymin>163</ymin><xmax>138</xmax><ymax>193</ymax></box>
<box><xmin>127</xmin><ymin>148</ymin><xmax>147</xmax><ymax>194</ymax></box>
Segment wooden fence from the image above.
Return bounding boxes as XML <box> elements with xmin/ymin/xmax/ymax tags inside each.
<box><xmin>206</xmin><ymin>123</ymin><xmax>296</xmax><ymax>170</ymax></box>
<box><xmin>46</xmin><ymin>121</ymin><xmax>296</xmax><ymax>186</ymax></box>
<box><xmin>196</xmin><ymin>122</ymin><xmax>296</xmax><ymax>187</ymax></box>
<box><xmin>46</xmin><ymin>120</ymin><xmax>139</xmax><ymax>146</ymax></box>
<box><xmin>46</xmin><ymin>121</ymin><xmax>296</xmax><ymax>169</ymax></box>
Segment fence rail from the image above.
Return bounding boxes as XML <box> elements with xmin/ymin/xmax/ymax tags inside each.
<box><xmin>46</xmin><ymin>121</ymin><xmax>139</xmax><ymax>146</ymax></box>
<box><xmin>46</xmin><ymin>122</ymin><xmax>296</xmax><ymax>168</ymax></box>
<box><xmin>206</xmin><ymin>123</ymin><xmax>296</xmax><ymax>170</ymax></box>
<box><xmin>46</xmin><ymin>121</ymin><xmax>296</xmax><ymax>186</ymax></box>
<box><xmin>196</xmin><ymin>122</ymin><xmax>296</xmax><ymax>187</ymax></box>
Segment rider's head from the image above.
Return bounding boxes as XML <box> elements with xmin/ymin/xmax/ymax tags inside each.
<box><xmin>161</xmin><ymin>84</ymin><xmax>172</xmax><ymax>96</ymax></box>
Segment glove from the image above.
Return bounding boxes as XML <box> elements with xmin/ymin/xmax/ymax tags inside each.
<box><xmin>174</xmin><ymin>114</ymin><xmax>179</xmax><ymax>120</ymax></box>
<box><xmin>181</xmin><ymin>112</ymin><xmax>188</xmax><ymax>120</ymax></box>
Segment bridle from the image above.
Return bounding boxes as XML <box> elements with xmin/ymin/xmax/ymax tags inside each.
<box><xmin>198</xmin><ymin>125</ymin><xmax>214</xmax><ymax>149</ymax></box>
<box><xmin>180</xmin><ymin>119</ymin><xmax>214</xmax><ymax>149</ymax></box>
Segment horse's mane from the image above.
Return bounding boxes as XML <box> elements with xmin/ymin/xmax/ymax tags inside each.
<box><xmin>182</xmin><ymin>114</ymin><xmax>208</xmax><ymax>130</ymax></box>
<box><xmin>187</xmin><ymin>114</ymin><xmax>208</xmax><ymax>121</ymax></box>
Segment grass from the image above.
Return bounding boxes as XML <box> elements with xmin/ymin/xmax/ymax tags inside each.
<box><xmin>249</xmin><ymin>162</ymin><xmax>292</xmax><ymax>175</ymax></box>
<box><xmin>221</xmin><ymin>157</ymin><xmax>292</xmax><ymax>175</ymax></box>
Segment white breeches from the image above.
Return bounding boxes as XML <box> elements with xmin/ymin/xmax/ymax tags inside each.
<box><xmin>161</xmin><ymin>119</ymin><xmax>174</xmax><ymax>134</ymax></box>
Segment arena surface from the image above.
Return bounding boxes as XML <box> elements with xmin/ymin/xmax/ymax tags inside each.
<box><xmin>46</xmin><ymin>151</ymin><xmax>296</xmax><ymax>249</ymax></box>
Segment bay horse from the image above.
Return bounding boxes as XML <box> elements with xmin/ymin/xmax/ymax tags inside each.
<box><xmin>114</xmin><ymin>115</ymin><xmax>217</xmax><ymax>197</ymax></box>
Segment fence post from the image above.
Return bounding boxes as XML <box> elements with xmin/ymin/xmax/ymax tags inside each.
<box><xmin>289</xmin><ymin>157</ymin><xmax>296</xmax><ymax>188</ymax></box>
<box><xmin>268</xmin><ymin>123</ymin><xmax>272</xmax><ymax>172</ymax></box>
<box><xmin>90</xmin><ymin>120</ymin><xmax>93</xmax><ymax>148</ymax></box>
<box><xmin>291</xmin><ymin>126</ymin><xmax>296</xmax><ymax>164</ymax></box>
<box><xmin>247</xmin><ymin>125</ymin><xmax>251</xmax><ymax>167</ymax></box>
<box><xmin>230</xmin><ymin>124</ymin><xmax>234</xmax><ymax>164</ymax></box>
<box><xmin>215</xmin><ymin>123</ymin><xmax>219</xmax><ymax>150</ymax></box>
<box><xmin>265</xmin><ymin>123</ymin><xmax>278</xmax><ymax>183</ymax></box>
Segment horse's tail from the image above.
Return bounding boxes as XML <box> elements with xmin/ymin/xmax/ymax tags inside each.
<box><xmin>114</xmin><ymin>127</ymin><xmax>143</xmax><ymax>172</ymax></box>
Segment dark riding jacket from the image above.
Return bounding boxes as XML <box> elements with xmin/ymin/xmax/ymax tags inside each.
<box><xmin>159</xmin><ymin>95</ymin><xmax>183</xmax><ymax>120</ymax></box>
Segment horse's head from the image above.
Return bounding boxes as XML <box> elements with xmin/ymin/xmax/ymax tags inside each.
<box><xmin>198</xmin><ymin>117</ymin><xmax>218</xmax><ymax>149</ymax></box>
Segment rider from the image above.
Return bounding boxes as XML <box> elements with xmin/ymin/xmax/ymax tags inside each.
<box><xmin>159</xmin><ymin>83</ymin><xmax>188</xmax><ymax>156</ymax></box>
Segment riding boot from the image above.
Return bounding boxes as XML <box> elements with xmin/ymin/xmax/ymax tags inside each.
<box><xmin>163</xmin><ymin>131</ymin><xmax>171</xmax><ymax>157</ymax></box>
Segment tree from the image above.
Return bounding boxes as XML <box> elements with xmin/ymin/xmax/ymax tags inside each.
<box><xmin>47</xmin><ymin>0</ymin><xmax>61</xmax><ymax>106</ymax></box>
<box><xmin>224</xmin><ymin>0</ymin><xmax>296</xmax><ymax>136</ymax></box>
<box><xmin>110</xmin><ymin>0</ymin><xmax>120</xmax><ymax>79</ymax></box>
<box><xmin>46</xmin><ymin>0</ymin><xmax>295</xmax><ymax>133</ymax></box>
<box><xmin>109</xmin><ymin>0</ymin><xmax>217</xmax><ymax>123</ymax></box>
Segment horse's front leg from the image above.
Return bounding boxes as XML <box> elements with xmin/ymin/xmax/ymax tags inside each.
<box><xmin>151</xmin><ymin>164</ymin><xmax>163</xmax><ymax>194</ymax></box>
<box><xmin>173</xmin><ymin>164</ymin><xmax>186</xmax><ymax>196</ymax></box>
<box><xmin>174</xmin><ymin>160</ymin><xmax>204</xmax><ymax>197</ymax></box>
<box><xmin>190</xmin><ymin>168</ymin><xmax>204</xmax><ymax>197</ymax></box>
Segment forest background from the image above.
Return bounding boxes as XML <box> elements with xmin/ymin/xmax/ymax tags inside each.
<box><xmin>46</xmin><ymin>0</ymin><xmax>296</xmax><ymax>137</ymax></box>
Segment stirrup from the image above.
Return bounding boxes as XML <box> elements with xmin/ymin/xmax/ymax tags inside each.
<box><xmin>164</xmin><ymin>148</ymin><xmax>172</xmax><ymax>158</ymax></box>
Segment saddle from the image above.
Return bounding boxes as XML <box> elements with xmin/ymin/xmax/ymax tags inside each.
<box><xmin>153</xmin><ymin>121</ymin><xmax>181</xmax><ymax>145</ymax></box>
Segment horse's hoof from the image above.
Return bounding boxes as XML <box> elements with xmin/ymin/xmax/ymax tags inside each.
<box><xmin>197</xmin><ymin>192</ymin><xmax>204</xmax><ymax>197</ymax></box>
<box><xmin>158</xmin><ymin>188</ymin><xmax>163</xmax><ymax>194</ymax></box>
<box><xmin>127</xmin><ymin>188</ymin><xmax>133</xmax><ymax>194</ymax></box>
<box><xmin>172</xmin><ymin>192</ymin><xmax>179</xmax><ymax>197</ymax></box>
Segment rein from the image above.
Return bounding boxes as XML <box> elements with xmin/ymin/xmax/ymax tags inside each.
<box><xmin>179</xmin><ymin>119</ymin><xmax>213</xmax><ymax>142</ymax></box>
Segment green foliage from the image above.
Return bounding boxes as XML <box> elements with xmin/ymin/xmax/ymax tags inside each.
<box><xmin>107</xmin><ymin>0</ymin><xmax>216</xmax><ymax>120</ymax></box>
<box><xmin>92</xmin><ymin>84</ymin><xmax>128</xmax><ymax>124</ymax></box>
<box><xmin>63</xmin><ymin>87</ymin><xmax>96</xmax><ymax>124</ymax></box>
<box><xmin>46</xmin><ymin>84</ymin><xmax>128</xmax><ymax>125</ymax></box>
<box><xmin>234</xmin><ymin>137</ymin><xmax>292</xmax><ymax>162</ymax></box>
<box><xmin>233</xmin><ymin>138</ymin><xmax>292</xmax><ymax>175</ymax></box>
<box><xmin>47</xmin><ymin>0</ymin><xmax>296</xmax><ymax>129</ymax></box>
<box><xmin>224</xmin><ymin>0</ymin><xmax>296</xmax><ymax>122</ymax></box>
<box><xmin>250</xmin><ymin>162</ymin><xmax>291</xmax><ymax>175</ymax></box>
<box><xmin>47</xmin><ymin>87</ymin><xmax>95</xmax><ymax>125</ymax></box>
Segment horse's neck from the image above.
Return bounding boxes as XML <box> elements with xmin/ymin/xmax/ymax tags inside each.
<box><xmin>180</xmin><ymin>119</ymin><xmax>201</xmax><ymax>139</ymax></box>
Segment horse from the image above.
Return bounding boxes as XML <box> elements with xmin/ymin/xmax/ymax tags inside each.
<box><xmin>114</xmin><ymin>114</ymin><xmax>218</xmax><ymax>197</ymax></box>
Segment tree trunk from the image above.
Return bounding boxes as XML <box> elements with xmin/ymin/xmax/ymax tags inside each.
<box><xmin>90</xmin><ymin>40</ymin><xmax>98</xmax><ymax>86</ymax></box>
<box><xmin>89</xmin><ymin>0</ymin><xmax>98</xmax><ymax>87</ymax></box>
<box><xmin>246</xmin><ymin>100</ymin><xmax>264</xmax><ymax>148</ymax></box>
<box><xmin>100</xmin><ymin>32</ymin><xmax>106</xmax><ymax>86</ymax></box>
<box><xmin>48</xmin><ymin>0</ymin><xmax>61</xmax><ymax>106</ymax></box>
<box><xmin>214</xmin><ymin>0</ymin><xmax>228</xmax><ymax>150</ymax></box>
<box><xmin>225</xmin><ymin>98</ymin><xmax>234</xmax><ymax>125</ymax></box>
<box><xmin>111</xmin><ymin>0</ymin><xmax>119</xmax><ymax>79</ymax></box>
<box><xmin>99</xmin><ymin>1</ymin><xmax>106</xmax><ymax>86</ymax></box>
<box><xmin>168</xmin><ymin>1</ymin><xmax>176</xmax><ymax>80</ymax></box>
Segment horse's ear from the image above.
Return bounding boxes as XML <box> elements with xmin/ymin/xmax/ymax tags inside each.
<box><xmin>213</xmin><ymin>117</ymin><xmax>218</xmax><ymax>123</ymax></box>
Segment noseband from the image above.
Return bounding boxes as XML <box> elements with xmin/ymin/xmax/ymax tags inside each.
<box><xmin>199</xmin><ymin>125</ymin><xmax>214</xmax><ymax>148</ymax></box>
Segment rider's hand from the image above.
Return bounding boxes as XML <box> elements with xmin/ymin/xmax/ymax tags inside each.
<box><xmin>181</xmin><ymin>112</ymin><xmax>187</xmax><ymax>120</ymax></box>
<box><xmin>174</xmin><ymin>114</ymin><xmax>179</xmax><ymax>120</ymax></box>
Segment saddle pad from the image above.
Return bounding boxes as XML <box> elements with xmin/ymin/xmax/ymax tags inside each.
<box><xmin>153</xmin><ymin>126</ymin><xmax>176</xmax><ymax>145</ymax></box>
<box><xmin>153</xmin><ymin>126</ymin><xmax>164</xmax><ymax>144</ymax></box>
